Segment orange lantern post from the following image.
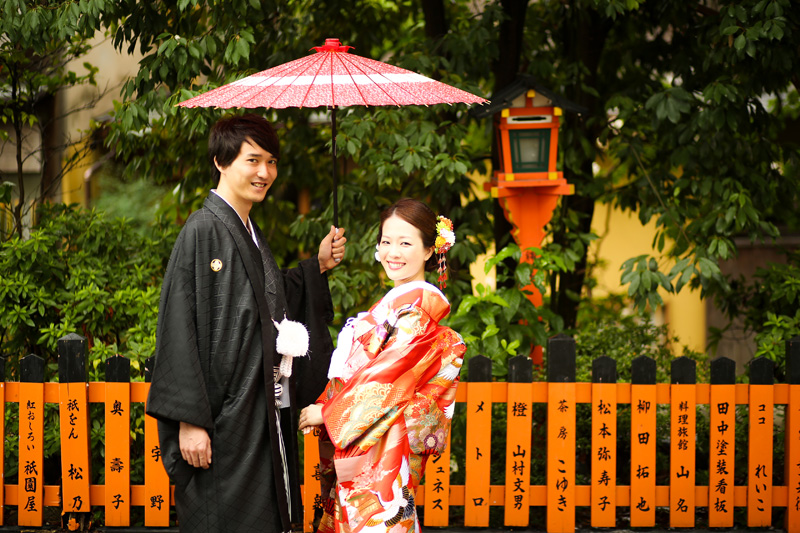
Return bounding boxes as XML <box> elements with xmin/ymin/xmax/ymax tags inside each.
<box><xmin>474</xmin><ymin>76</ymin><xmax>584</xmax><ymax>364</ymax></box>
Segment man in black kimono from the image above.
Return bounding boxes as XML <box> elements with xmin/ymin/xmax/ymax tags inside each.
<box><xmin>147</xmin><ymin>114</ymin><xmax>346</xmax><ymax>533</ymax></box>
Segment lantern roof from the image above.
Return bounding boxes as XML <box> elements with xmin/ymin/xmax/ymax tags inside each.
<box><xmin>471</xmin><ymin>75</ymin><xmax>587</xmax><ymax>119</ymax></box>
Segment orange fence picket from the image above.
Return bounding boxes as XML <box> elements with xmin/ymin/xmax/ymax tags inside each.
<box><xmin>670</xmin><ymin>359</ymin><xmax>697</xmax><ymax>528</ymax></box>
<box><xmin>423</xmin><ymin>431</ymin><xmax>452</xmax><ymax>526</ymax></box>
<box><xmin>748</xmin><ymin>357</ymin><xmax>775</xmax><ymax>527</ymax></box>
<box><xmin>590</xmin><ymin>357</ymin><xmax>616</xmax><ymax>528</ymax></box>
<box><xmin>142</xmin><ymin>354</ymin><xmax>171</xmax><ymax>526</ymax></box>
<box><xmin>18</xmin><ymin>379</ymin><xmax>44</xmax><ymax>526</ymax></box>
<box><xmin>505</xmin><ymin>357</ymin><xmax>534</xmax><ymax>527</ymax></box>
<box><xmin>0</xmin><ymin>358</ymin><xmax>5</xmax><ymax>526</ymax></box>
<box><xmin>787</xmin><ymin>383</ymin><xmax>800</xmax><ymax>532</ymax></box>
<box><xmin>59</xmin><ymin>380</ymin><xmax>91</xmax><ymax>514</ymax></box>
<box><xmin>546</xmin><ymin>337</ymin><xmax>576</xmax><ymax>533</ymax></box>
<box><xmin>546</xmin><ymin>382</ymin><xmax>575</xmax><ymax>532</ymax></box>
<box><xmin>57</xmin><ymin>334</ymin><xmax>92</xmax><ymax>519</ymax></box>
<box><xmin>630</xmin><ymin>355</ymin><xmax>656</xmax><ymax>527</ymax></box>
<box><xmin>143</xmin><ymin>397</ymin><xmax>171</xmax><ymax>525</ymax></box>
<box><xmin>505</xmin><ymin>382</ymin><xmax>533</xmax><ymax>526</ymax></box>
<box><xmin>464</xmin><ymin>356</ymin><xmax>492</xmax><ymax>526</ymax></box>
<box><xmin>105</xmin><ymin>356</ymin><xmax>132</xmax><ymax>526</ymax></box>
<box><xmin>708</xmin><ymin>358</ymin><xmax>735</xmax><ymax>526</ymax></box>
<box><xmin>670</xmin><ymin>386</ymin><xmax>697</xmax><ymax>526</ymax></box>
<box><xmin>302</xmin><ymin>428</ymin><xmax>322</xmax><ymax>532</ymax></box>
<box><xmin>788</xmin><ymin>338</ymin><xmax>800</xmax><ymax>533</ymax></box>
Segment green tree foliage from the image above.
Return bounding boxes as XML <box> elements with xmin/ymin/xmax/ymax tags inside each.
<box><xmin>446</xmin><ymin>244</ymin><xmax>571</xmax><ymax>376</ymax></box>
<box><xmin>524</xmin><ymin>0</ymin><xmax>800</xmax><ymax>346</ymax></box>
<box><xmin>0</xmin><ymin>0</ymin><xmax>111</xmax><ymax>240</ymax></box>
<box><xmin>4</xmin><ymin>0</ymin><xmax>799</xmax><ymax>366</ymax></box>
<box><xmin>101</xmin><ymin>0</ymin><xmax>499</xmax><ymax>327</ymax></box>
<box><xmin>102</xmin><ymin>0</ymin><xmax>799</xmax><ymax>353</ymax></box>
<box><xmin>0</xmin><ymin>203</ymin><xmax>175</xmax><ymax>378</ymax></box>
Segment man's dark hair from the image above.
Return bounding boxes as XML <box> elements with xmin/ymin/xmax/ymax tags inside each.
<box><xmin>208</xmin><ymin>114</ymin><xmax>280</xmax><ymax>181</ymax></box>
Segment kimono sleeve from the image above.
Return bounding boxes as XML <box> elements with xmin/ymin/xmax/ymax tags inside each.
<box><xmin>320</xmin><ymin>306</ymin><xmax>444</xmax><ymax>452</ymax></box>
<box><xmin>282</xmin><ymin>257</ymin><xmax>335</xmax><ymax>408</ymax></box>
<box><xmin>146</xmin><ymin>227</ymin><xmax>215</xmax><ymax>430</ymax></box>
<box><xmin>405</xmin><ymin>329</ymin><xmax>465</xmax><ymax>455</ymax></box>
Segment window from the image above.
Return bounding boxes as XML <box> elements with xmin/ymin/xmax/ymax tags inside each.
<box><xmin>510</xmin><ymin>129</ymin><xmax>549</xmax><ymax>173</ymax></box>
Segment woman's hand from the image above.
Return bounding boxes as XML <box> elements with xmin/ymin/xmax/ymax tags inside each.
<box><xmin>299</xmin><ymin>404</ymin><xmax>323</xmax><ymax>433</ymax></box>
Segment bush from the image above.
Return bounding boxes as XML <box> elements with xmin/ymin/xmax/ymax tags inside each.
<box><xmin>0</xmin><ymin>203</ymin><xmax>175</xmax><ymax>377</ymax></box>
<box><xmin>0</xmin><ymin>203</ymin><xmax>176</xmax><ymax>506</ymax></box>
<box><xmin>444</xmin><ymin>244</ymin><xmax>567</xmax><ymax>379</ymax></box>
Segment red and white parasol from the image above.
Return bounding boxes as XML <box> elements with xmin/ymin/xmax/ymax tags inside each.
<box><xmin>179</xmin><ymin>38</ymin><xmax>487</xmax><ymax>224</ymax></box>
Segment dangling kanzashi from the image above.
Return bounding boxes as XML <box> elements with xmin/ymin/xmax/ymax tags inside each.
<box><xmin>434</xmin><ymin>216</ymin><xmax>455</xmax><ymax>288</ymax></box>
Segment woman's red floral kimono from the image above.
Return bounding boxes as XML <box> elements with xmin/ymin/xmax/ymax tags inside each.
<box><xmin>316</xmin><ymin>281</ymin><xmax>465</xmax><ymax>533</ymax></box>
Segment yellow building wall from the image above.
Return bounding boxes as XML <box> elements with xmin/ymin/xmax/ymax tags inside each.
<box><xmin>59</xmin><ymin>33</ymin><xmax>143</xmax><ymax>207</ymax></box>
<box><xmin>466</xmin><ymin>167</ymin><xmax>497</xmax><ymax>292</ymax></box>
<box><xmin>60</xmin><ymin>139</ymin><xmax>90</xmax><ymax>206</ymax></box>
<box><xmin>590</xmin><ymin>202</ymin><xmax>706</xmax><ymax>355</ymax></box>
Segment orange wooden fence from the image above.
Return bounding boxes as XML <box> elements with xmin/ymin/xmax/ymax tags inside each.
<box><xmin>2</xmin><ymin>333</ymin><xmax>799</xmax><ymax>531</ymax></box>
<box><xmin>301</xmin><ymin>334</ymin><xmax>800</xmax><ymax>533</ymax></box>
<box><xmin>3</xmin><ymin>334</ymin><xmax>172</xmax><ymax>529</ymax></box>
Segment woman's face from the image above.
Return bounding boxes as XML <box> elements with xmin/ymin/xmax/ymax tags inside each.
<box><xmin>378</xmin><ymin>214</ymin><xmax>433</xmax><ymax>286</ymax></box>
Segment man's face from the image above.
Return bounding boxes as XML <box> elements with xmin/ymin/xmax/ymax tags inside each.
<box><xmin>215</xmin><ymin>137</ymin><xmax>277</xmax><ymax>209</ymax></box>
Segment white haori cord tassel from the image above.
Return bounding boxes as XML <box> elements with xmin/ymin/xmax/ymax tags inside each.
<box><xmin>273</xmin><ymin>317</ymin><xmax>310</xmax><ymax>378</ymax></box>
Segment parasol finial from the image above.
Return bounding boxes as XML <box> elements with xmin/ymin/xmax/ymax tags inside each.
<box><xmin>312</xmin><ymin>38</ymin><xmax>353</xmax><ymax>53</ymax></box>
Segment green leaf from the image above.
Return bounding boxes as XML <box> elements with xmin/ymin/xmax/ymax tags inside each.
<box><xmin>157</xmin><ymin>39</ymin><xmax>171</xmax><ymax>56</ymax></box>
<box><xmin>206</xmin><ymin>36</ymin><xmax>217</xmax><ymax>55</ymax></box>
<box><xmin>236</xmin><ymin>37</ymin><xmax>249</xmax><ymax>61</ymax></box>
<box><xmin>486</xmin><ymin>294</ymin><xmax>510</xmax><ymax>308</ymax></box>
<box><xmin>485</xmin><ymin>245</ymin><xmax>519</xmax><ymax>274</ymax></box>
<box><xmin>401</xmin><ymin>154</ymin><xmax>414</xmax><ymax>173</ymax></box>
<box><xmin>455</xmin><ymin>296</ymin><xmax>479</xmax><ymax>316</ymax></box>
<box><xmin>718</xmin><ymin>239</ymin><xmax>729</xmax><ymax>258</ymax></box>
<box><xmin>665</xmin><ymin>98</ymin><xmax>681</xmax><ymax>123</ymax></box>
<box><xmin>481</xmin><ymin>324</ymin><xmax>499</xmax><ymax>341</ymax></box>
<box><xmin>628</xmin><ymin>273</ymin><xmax>640</xmax><ymax>296</ymax></box>
<box><xmin>721</xmin><ymin>25</ymin><xmax>740</xmax><ymax>36</ymax></box>
<box><xmin>642</xmin><ymin>270</ymin><xmax>652</xmax><ymax>291</ymax></box>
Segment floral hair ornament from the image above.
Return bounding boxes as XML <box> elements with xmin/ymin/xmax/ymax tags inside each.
<box><xmin>434</xmin><ymin>215</ymin><xmax>455</xmax><ymax>288</ymax></box>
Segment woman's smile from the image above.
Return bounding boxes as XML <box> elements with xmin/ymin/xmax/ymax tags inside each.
<box><xmin>378</xmin><ymin>215</ymin><xmax>433</xmax><ymax>286</ymax></box>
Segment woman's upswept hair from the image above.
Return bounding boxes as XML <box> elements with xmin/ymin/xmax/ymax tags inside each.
<box><xmin>378</xmin><ymin>198</ymin><xmax>438</xmax><ymax>272</ymax></box>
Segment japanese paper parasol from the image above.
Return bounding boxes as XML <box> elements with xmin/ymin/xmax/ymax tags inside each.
<box><xmin>178</xmin><ymin>38</ymin><xmax>487</xmax><ymax>226</ymax></box>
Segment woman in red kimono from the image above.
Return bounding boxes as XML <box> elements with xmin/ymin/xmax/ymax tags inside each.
<box><xmin>300</xmin><ymin>198</ymin><xmax>465</xmax><ymax>533</ymax></box>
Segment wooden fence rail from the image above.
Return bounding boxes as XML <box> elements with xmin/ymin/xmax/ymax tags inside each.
<box><xmin>1</xmin><ymin>333</ymin><xmax>799</xmax><ymax>531</ymax></box>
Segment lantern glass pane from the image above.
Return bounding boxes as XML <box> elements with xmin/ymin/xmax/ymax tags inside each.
<box><xmin>510</xmin><ymin>129</ymin><xmax>549</xmax><ymax>172</ymax></box>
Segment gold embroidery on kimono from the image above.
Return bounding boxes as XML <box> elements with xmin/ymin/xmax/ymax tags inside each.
<box><xmin>317</xmin><ymin>281</ymin><xmax>465</xmax><ymax>533</ymax></box>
